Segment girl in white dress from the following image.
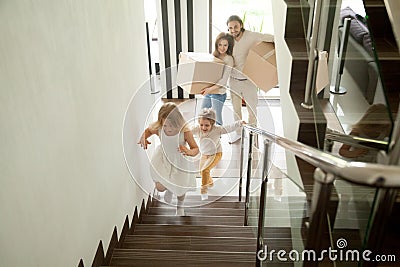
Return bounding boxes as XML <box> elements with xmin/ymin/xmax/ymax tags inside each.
<box><xmin>138</xmin><ymin>102</ymin><xmax>199</xmax><ymax>216</ymax></box>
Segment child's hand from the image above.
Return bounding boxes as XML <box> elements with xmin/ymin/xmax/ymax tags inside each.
<box><xmin>178</xmin><ymin>145</ymin><xmax>189</xmax><ymax>155</ymax></box>
<box><xmin>242</xmin><ymin>121</ymin><xmax>247</xmax><ymax>125</ymax></box>
<box><xmin>138</xmin><ymin>136</ymin><xmax>151</xmax><ymax>149</ymax></box>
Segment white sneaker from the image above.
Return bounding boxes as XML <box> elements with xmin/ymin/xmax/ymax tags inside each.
<box><xmin>201</xmin><ymin>193</ymin><xmax>208</xmax><ymax>201</ymax></box>
<box><xmin>176</xmin><ymin>206</ymin><xmax>185</xmax><ymax>216</ymax></box>
<box><xmin>164</xmin><ymin>190</ymin><xmax>172</xmax><ymax>204</ymax></box>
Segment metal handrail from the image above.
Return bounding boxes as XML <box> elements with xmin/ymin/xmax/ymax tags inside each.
<box><xmin>325</xmin><ymin>128</ymin><xmax>389</xmax><ymax>151</ymax></box>
<box><xmin>240</xmin><ymin>124</ymin><xmax>400</xmax><ymax>265</ymax></box>
<box><xmin>242</xmin><ymin>124</ymin><xmax>400</xmax><ymax>188</ymax></box>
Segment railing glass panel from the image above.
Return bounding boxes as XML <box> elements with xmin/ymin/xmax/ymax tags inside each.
<box><xmin>240</xmin><ymin>130</ymin><xmax>309</xmax><ymax>266</ymax></box>
<box><xmin>328</xmin><ymin>178</ymin><xmax>378</xmax><ymax>266</ymax></box>
<box><xmin>240</xmin><ymin>124</ymin><xmax>400</xmax><ymax>266</ymax></box>
<box><xmin>328</xmin><ymin>0</ymin><xmax>395</xmax><ymax>154</ymax></box>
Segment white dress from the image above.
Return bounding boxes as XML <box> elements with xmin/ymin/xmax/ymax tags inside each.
<box><xmin>150</xmin><ymin>129</ymin><xmax>197</xmax><ymax>196</ymax></box>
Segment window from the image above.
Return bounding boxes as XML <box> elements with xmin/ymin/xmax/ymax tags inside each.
<box><xmin>211</xmin><ymin>0</ymin><xmax>274</xmax><ymax>42</ymax></box>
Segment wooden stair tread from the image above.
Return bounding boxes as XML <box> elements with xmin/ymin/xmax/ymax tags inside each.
<box><xmin>141</xmin><ymin>215</ymin><xmax>247</xmax><ymax>226</ymax></box>
<box><xmin>152</xmin><ymin>199</ymin><xmax>245</xmax><ymax>209</ymax></box>
<box><xmin>110</xmin><ymin>248</ymin><xmax>255</xmax><ymax>263</ymax></box>
<box><xmin>148</xmin><ymin>207</ymin><xmax>245</xmax><ymax>216</ymax></box>
<box><xmin>101</xmin><ymin>262</ymin><xmax>263</xmax><ymax>267</ymax></box>
<box><xmin>148</xmin><ymin>206</ymin><xmax>307</xmax><ymax>217</ymax></box>
<box><xmin>122</xmin><ymin>235</ymin><xmax>295</xmax><ymax>251</ymax></box>
<box><xmin>132</xmin><ymin>224</ymin><xmax>293</xmax><ymax>238</ymax></box>
<box><xmin>179</xmin><ymin>195</ymin><xmax>242</xmax><ymax>201</ymax></box>
<box><xmin>108</xmin><ymin>248</ymin><xmax>296</xmax><ymax>266</ymax></box>
<box><xmin>123</xmin><ymin>236</ymin><xmax>256</xmax><ymax>252</ymax></box>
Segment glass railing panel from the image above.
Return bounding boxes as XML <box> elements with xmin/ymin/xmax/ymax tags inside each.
<box><xmin>241</xmin><ymin>125</ymin><xmax>400</xmax><ymax>266</ymax></box>
<box><xmin>240</xmin><ymin>132</ymin><xmax>309</xmax><ymax>266</ymax></box>
<box><xmin>325</xmin><ymin>137</ymin><xmax>394</xmax><ymax>266</ymax></box>
<box><xmin>328</xmin><ymin>178</ymin><xmax>378</xmax><ymax>266</ymax></box>
<box><xmin>328</xmin><ymin>0</ymin><xmax>395</xmax><ymax>155</ymax></box>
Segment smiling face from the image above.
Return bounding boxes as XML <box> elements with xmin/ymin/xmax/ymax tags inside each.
<box><xmin>217</xmin><ymin>39</ymin><xmax>229</xmax><ymax>55</ymax></box>
<box><xmin>227</xmin><ymin>20</ymin><xmax>242</xmax><ymax>39</ymax></box>
<box><xmin>198</xmin><ymin>118</ymin><xmax>213</xmax><ymax>134</ymax></box>
<box><xmin>162</xmin><ymin>119</ymin><xmax>179</xmax><ymax>136</ymax></box>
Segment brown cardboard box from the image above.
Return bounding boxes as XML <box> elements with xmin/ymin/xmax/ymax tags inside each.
<box><xmin>176</xmin><ymin>52</ymin><xmax>224</xmax><ymax>94</ymax></box>
<box><xmin>242</xmin><ymin>42</ymin><xmax>278</xmax><ymax>92</ymax></box>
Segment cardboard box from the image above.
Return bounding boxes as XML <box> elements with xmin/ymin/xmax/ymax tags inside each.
<box><xmin>242</xmin><ymin>42</ymin><xmax>278</xmax><ymax>92</ymax></box>
<box><xmin>176</xmin><ymin>52</ymin><xmax>224</xmax><ymax>94</ymax></box>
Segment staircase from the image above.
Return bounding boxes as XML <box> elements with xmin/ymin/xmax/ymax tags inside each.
<box><xmin>364</xmin><ymin>0</ymin><xmax>400</xmax><ymax>114</ymax></box>
<box><xmin>100</xmin><ymin>193</ymin><xmax>303</xmax><ymax>267</ymax></box>
<box><xmin>81</xmin><ymin>1</ymin><xmax>400</xmax><ymax>266</ymax></box>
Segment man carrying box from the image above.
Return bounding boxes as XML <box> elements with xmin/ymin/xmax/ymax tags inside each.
<box><xmin>226</xmin><ymin>15</ymin><xmax>274</xmax><ymax>142</ymax></box>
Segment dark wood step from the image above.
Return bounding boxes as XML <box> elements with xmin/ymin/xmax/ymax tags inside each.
<box><xmin>148</xmin><ymin>206</ymin><xmax>307</xmax><ymax>218</ymax></box>
<box><xmin>110</xmin><ymin>248</ymin><xmax>255</xmax><ymax>264</ymax></box>
<box><xmin>141</xmin><ymin>215</ymin><xmax>245</xmax><ymax>226</ymax></box>
<box><xmin>122</xmin><ymin>235</ymin><xmax>296</xmax><ymax>252</ymax></box>
<box><xmin>122</xmin><ymin>235</ymin><xmax>257</xmax><ymax>252</ymax></box>
<box><xmin>132</xmin><ymin>224</ymin><xmax>292</xmax><ymax>239</ymax></box>
<box><xmin>152</xmin><ymin>199</ymin><xmax>245</xmax><ymax>209</ymax></box>
<box><xmin>102</xmin><ymin>262</ymin><xmax>292</xmax><ymax>267</ymax></box>
<box><xmin>181</xmin><ymin>195</ymin><xmax>243</xmax><ymax>202</ymax></box>
<box><xmin>364</xmin><ymin>0</ymin><xmax>396</xmax><ymax>42</ymax></box>
<box><xmin>148</xmin><ymin>206</ymin><xmax>245</xmax><ymax>216</ymax></box>
<box><xmin>108</xmin><ymin>248</ymin><xmax>297</xmax><ymax>266</ymax></box>
<box><xmin>102</xmin><ymin>262</ymin><xmax>255</xmax><ymax>267</ymax></box>
<box><xmin>153</xmin><ymin>196</ymin><xmax>308</xmax><ymax>209</ymax></box>
<box><xmin>152</xmin><ymin>196</ymin><xmax>245</xmax><ymax>209</ymax></box>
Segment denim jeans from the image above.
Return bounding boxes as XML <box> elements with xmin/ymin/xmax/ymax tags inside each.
<box><xmin>200</xmin><ymin>93</ymin><xmax>227</xmax><ymax>125</ymax></box>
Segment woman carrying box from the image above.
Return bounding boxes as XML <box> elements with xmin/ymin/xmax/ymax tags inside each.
<box><xmin>200</xmin><ymin>32</ymin><xmax>235</xmax><ymax>126</ymax></box>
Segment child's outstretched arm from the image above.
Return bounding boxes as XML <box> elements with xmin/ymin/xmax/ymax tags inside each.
<box><xmin>137</xmin><ymin>127</ymin><xmax>157</xmax><ymax>149</ymax></box>
<box><xmin>179</xmin><ymin>131</ymin><xmax>199</xmax><ymax>156</ymax></box>
<box><xmin>221</xmin><ymin>120</ymin><xmax>246</xmax><ymax>135</ymax></box>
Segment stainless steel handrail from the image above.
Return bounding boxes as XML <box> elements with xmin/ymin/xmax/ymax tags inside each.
<box><xmin>243</xmin><ymin>124</ymin><xmax>400</xmax><ymax>188</ymax></box>
<box><xmin>241</xmin><ymin>124</ymin><xmax>400</xmax><ymax>265</ymax></box>
<box><xmin>325</xmin><ymin>128</ymin><xmax>389</xmax><ymax>151</ymax></box>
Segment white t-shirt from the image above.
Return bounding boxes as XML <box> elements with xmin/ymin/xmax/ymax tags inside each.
<box><xmin>231</xmin><ymin>30</ymin><xmax>274</xmax><ymax>79</ymax></box>
<box><xmin>192</xmin><ymin>120</ymin><xmax>243</xmax><ymax>155</ymax></box>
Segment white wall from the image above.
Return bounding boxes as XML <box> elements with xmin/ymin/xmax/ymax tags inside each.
<box><xmin>193</xmin><ymin>0</ymin><xmax>210</xmax><ymax>53</ymax></box>
<box><xmin>0</xmin><ymin>1</ymin><xmax>150</xmax><ymax>266</ymax></box>
<box><xmin>271</xmin><ymin>0</ymin><xmax>303</xmax><ymax>188</ymax></box>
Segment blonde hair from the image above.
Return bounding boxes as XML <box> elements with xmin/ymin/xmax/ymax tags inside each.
<box><xmin>150</xmin><ymin>102</ymin><xmax>188</xmax><ymax>132</ymax></box>
<box><xmin>198</xmin><ymin>108</ymin><xmax>216</xmax><ymax>125</ymax></box>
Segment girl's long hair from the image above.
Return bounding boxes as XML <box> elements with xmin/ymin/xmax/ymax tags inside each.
<box><xmin>149</xmin><ymin>102</ymin><xmax>188</xmax><ymax>132</ymax></box>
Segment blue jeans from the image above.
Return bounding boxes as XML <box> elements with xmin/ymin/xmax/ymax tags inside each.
<box><xmin>200</xmin><ymin>93</ymin><xmax>227</xmax><ymax>125</ymax></box>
